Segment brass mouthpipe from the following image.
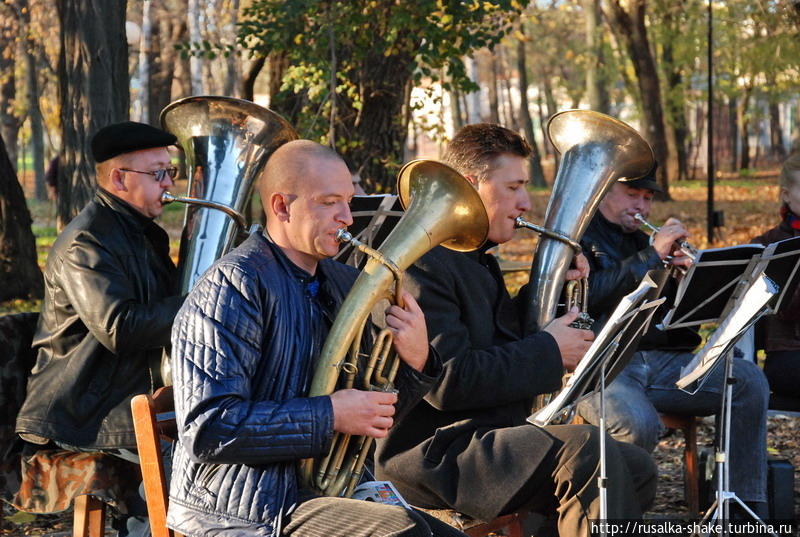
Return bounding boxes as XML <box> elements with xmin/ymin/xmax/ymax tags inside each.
<box><xmin>161</xmin><ymin>191</ymin><xmax>248</xmax><ymax>231</ymax></box>
<box><xmin>336</xmin><ymin>229</ymin><xmax>405</xmax><ymax>308</ymax></box>
<box><xmin>514</xmin><ymin>216</ymin><xmax>582</xmax><ymax>254</ymax></box>
<box><xmin>633</xmin><ymin>213</ymin><xmax>697</xmax><ymax>261</ymax></box>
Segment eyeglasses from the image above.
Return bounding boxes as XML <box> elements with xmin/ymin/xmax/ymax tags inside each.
<box><xmin>119</xmin><ymin>167</ymin><xmax>179</xmax><ymax>182</ymax></box>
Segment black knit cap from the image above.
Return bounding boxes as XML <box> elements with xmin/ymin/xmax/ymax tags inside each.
<box><xmin>91</xmin><ymin>121</ymin><xmax>177</xmax><ymax>163</ymax></box>
<box><xmin>619</xmin><ymin>161</ymin><xmax>662</xmax><ymax>193</ymax></box>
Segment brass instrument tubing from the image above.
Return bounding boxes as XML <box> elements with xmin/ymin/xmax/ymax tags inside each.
<box><xmin>514</xmin><ymin>217</ymin><xmax>582</xmax><ymax>254</ymax></box>
<box><xmin>161</xmin><ymin>191</ymin><xmax>248</xmax><ymax>231</ymax></box>
<box><xmin>336</xmin><ymin>229</ymin><xmax>405</xmax><ymax>308</ymax></box>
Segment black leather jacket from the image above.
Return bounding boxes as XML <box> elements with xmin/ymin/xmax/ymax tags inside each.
<box><xmin>16</xmin><ymin>189</ymin><xmax>184</xmax><ymax>449</ymax></box>
<box><xmin>581</xmin><ymin>213</ymin><xmax>700</xmax><ymax>351</ymax></box>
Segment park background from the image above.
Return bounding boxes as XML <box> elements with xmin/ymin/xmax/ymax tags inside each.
<box><xmin>0</xmin><ymin>0</ymin><xmax>799</xmax><ymax>534</ymax></box>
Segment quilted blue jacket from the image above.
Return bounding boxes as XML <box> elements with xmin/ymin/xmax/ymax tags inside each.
<box><xmin>167</xmin><ymin>231</ymin><xmax>438</xmax><ymax>536</ymax></box>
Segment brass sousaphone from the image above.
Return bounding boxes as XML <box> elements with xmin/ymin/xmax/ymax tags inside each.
<box><xmin>300</xmin><ymin>160</ymin><xmax>489</xmax><ymax>497</ymax></box>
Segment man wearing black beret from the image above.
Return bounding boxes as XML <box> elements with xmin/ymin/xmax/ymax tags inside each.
<box><xmin>16</xmin><ymin>121</ymin><xmax>185</xmax><ymax>537</ymax></box>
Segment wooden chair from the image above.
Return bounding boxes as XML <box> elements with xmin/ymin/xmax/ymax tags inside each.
<box><xmin>419</xmin><ymin>508</ymin><xmax>526</xmax><ymax>537</ymax></box>
<box><xmin>464</xmin><ymin>512</ymin><xmax>525</xmax><ymax>537</ymax></box>
<box><xmin>659</xmin><ymin>413</ymin><xmax>700</xmax><ymax>515</ymax></box>
<box><xmin>72</xmin><ymin>494</ymin><xmax>107</xmax><ymax>537</ymax></box>
<box><xmin>131</xmin><ymin>387</ymin><xmax>183</xmax><ymax>537</ymax></box>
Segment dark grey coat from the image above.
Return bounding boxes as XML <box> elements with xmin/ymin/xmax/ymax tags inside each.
<box><xmin>375</xmin><ymin>244</ymin><xmax>563</xmax><ymax>521</ymax></box>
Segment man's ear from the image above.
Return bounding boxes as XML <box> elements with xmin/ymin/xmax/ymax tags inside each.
<box><xmin>108</xmin><ymin>168</ymin><xmax>128</xmax><ymax>193</ymax></box>
<box><xmin>464</xmin><ymin>174</ymin><xmax>479</xmax><ymax>188</ymax></box>
<box><xmin>780</xmin><ymin>187</ymin><xmax>790</xmax><ymax>205</ymax></box>
<box><xmin>270</xmin><ymin>192</ymin><xmax>291</xmax><ymax>222</ymax></box>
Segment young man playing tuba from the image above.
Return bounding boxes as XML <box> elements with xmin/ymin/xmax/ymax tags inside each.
<box><xmin>375</xmin><ymin>124</ymin><xmax>657</xmax><ymax>536</ymax></box>
<box><xmin>168</xmin><ymin>140</ymin><xmax>467</xmax><ymax>537</ymax></box>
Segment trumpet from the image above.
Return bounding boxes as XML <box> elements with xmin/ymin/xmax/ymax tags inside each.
<box><xmin>633</xmin><ymin>213</ymin><xmax>697</xmax><ymax>262</ymax></box>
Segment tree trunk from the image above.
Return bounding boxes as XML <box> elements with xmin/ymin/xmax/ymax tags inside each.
<box><xmin>499</xmin><ymin>47</ymin><xmax>517</xmax><ymax>131</ymax></box>
<box><xmin>738</xmin><ymin>88</ymin><xmax>752</xmax><ymax>170</ymax></box>
<box><xmin>0</xmin><ymin>13</ymin><xmax>19</xmax><ymax>172</ymax></box>
<box><xmin>137</xmin><ymin>0</ymin><xmax>153</xmax><ymax>123</ymax></box>
<box><xmin>487</xmin><ymin>51</ymin><xmax>500</xmax><ymax>124</ymax></box>
<box><xmin>728</xmin><ymin>96</ymin><xmax>738</xmax><ymax>172</ymax></box>
<box><xmin>582</xmin><ymin>0</ymin><xmax>610</xmax><ymax>114</ymax></box>
<box><xmin>0</xmin><ymin>132</ymin><xmax>43</xmax><ymax>299</ymax></box>
<box><xmin>657</xmin><ymin>2</ymin><xmax>687</xmax><ymax>181</ymax></box>
<box><xmin>56</xmin><ymin>0</ymin><xmax>129</xmax><ymax>227</ymax></box>
<box><xmin>187</xmin><ymin>0</ymin><xmax>203</xmax><ymax>94</ymax></box>
<box><xmin>603</xmin><ymin>0</ymin><xmax>670</xmax><ymax>197</ymax></box>
<box><xmin>171</xmin><ymin>0</ymin><xmax>192</xmax><ymax>99</ymax></box>
<box><xmin>769</xmin><ymin>101</ymin><xmax>785</xmax><ymax>159</ymax></box>
<box><xmin>242</xmin><ymin>55</ymin><xmax>266</xmax><ymax>102</ymax></box>
<box><xmin>16</xmin><ymin>0</ymin><xmax>47</xmax><ymax>200</ymax></box>
<box><xmin>516</xmin><ymin>31</ymin><xmax>545</xmax><ymax>187</ymax></box>
<box><xmin>341</xmin><ymin>52</ymin><xmax>415</xmax><ymax>193</ymax></box>
<box><xmin>148</xmin><ymin>2</ymin><xmax>183</xmax><ymax>125</ymax></box>
<box><xmin>449</xmin><ymin>87</ymin><xmax>464</xmax><ymax>131</ymax></box>
<box><xmin>224</xmin><ymin>0</ymin><xmax>240</xmax><ymax>97</ymax></box>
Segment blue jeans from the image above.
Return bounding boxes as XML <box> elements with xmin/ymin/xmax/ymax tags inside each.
<box><xmin>56</xmin><ymin>441</ymin><xmax>173</xmax><ymax>537</ymax></box>
<box><xmin>577</xmin><ymin>349</ymin><xmax>769</xmax><ymax>503</ymax></box>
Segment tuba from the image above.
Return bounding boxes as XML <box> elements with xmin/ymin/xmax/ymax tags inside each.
<box><xmin>521</xmin><ymin>110</ymin><xmax>655</xmax><ymax>335</ymax></box>
<box><xmin>300</xmin><ymin>160</ymin><xmax>489</xmax><ymax>498</ymax></box>
<box><xmin>159</xmin><ymin>96</ymin><xmax>298</xmax><ymax>383</ymax></box>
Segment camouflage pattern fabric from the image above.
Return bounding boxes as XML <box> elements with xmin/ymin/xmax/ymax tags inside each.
<box><xmin>8</xmin><ymin>450</ymin><xmax>138</xmax><ymax>514</ymax></box>
<box><xmin>0</xmin><ymin>313</ymin><xmax>38</xmax><ymax>509</ymax></box>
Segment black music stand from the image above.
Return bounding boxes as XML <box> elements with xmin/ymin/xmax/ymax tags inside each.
<box><xmin>659</xmin><ymin>244</ymin><xmax>766</xmax><ymax>330</ymax></box>
<box><xmin>335</xmin><ymin>195</ymin><xmax>404</xmax><ymax>268</ymax></box>
<box><xmin>676</xmin><ymin>238</ymin><xmax>800</xmax><ymax>537</ymax></box>
<box><xmin>529</xmin><ymin>269</ymin><xmax>669</xmax><ymax>530</ymax></box>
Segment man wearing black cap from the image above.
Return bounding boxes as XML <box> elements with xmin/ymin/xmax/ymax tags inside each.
<box><xmin>15</xmin><ymin>121</ymin><xmax>184</xmax><ymax>536</ymax></box>
<box><xmin>577</xmin><ymin>169</ymin><xmax>770</xmax><ymax>518</ymax></box>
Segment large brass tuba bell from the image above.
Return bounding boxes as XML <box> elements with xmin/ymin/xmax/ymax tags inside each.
<box><xmin>521</xmin><ymin>110</ymin><xmax>655</xmax><ymax>334</ymax></box>
<box><xmin>300</xmin><ymin>159</ymin><xmax>488</xmax><ymax>497</ymax></box>
<box><xmin>159</xmin><ymin>96</ymin><xmax>298</xmax><ymax>383</ymax></box>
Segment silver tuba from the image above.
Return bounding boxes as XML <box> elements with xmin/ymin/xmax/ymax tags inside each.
<box><xmin>159</xmin><ymin>96</ymin><xmax>298</xmax><ymax>383</ymax></box>
<box><xmin>522</xmin><ymin>110</ymin><xmax>655</xmax><ymax>334</ymax></box>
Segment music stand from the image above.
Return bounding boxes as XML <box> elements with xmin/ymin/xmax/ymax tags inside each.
<box><xmin>677</xmin><ymin>238</ymin><xmax>800</xmax><ymax>537</ymax></box>
<box><xmin>335</xmin><ymin>195</ymin><xmax>403</xmax><ymax>268</ymax></box>
<box><xmin>679</xmin><ymin>274</ymin><xmax>779</xmax><ymax>537</ymax></box>
<box><xmin>659</xmin><ymin>244</ymin><xmax>766</xmax><ymax>330</ymax></box>
<box><xmin>529</xmin><ymin>269</ymin><xmax>669</xmax><ymax>531</ymax></box>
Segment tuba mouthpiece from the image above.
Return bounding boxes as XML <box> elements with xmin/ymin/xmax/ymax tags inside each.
<box><xmin>335</xmin><ymin>229</ymin><xmax>353</xmax><ymax>244</ymax></box>
<box><xmin>161</xmin><ymin>191</ymin><xmax>177</xmax><ymax>205</ymax></box>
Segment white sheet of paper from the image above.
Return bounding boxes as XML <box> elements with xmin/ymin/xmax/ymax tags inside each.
<box><xmin>676</xmin><ymin>274</ymin><xmax>777</xmax><ymax>389</ymax></box>
<box><xmin>529</xmin><ymin>274</ymin><xmax>664</xmax><ymax>427</ymax></box>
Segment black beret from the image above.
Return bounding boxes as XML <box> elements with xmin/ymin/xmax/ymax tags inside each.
<box><xmin>619</xmin><ymin>161</ymin><xmax>663</xmax><ymax>193</ymax></box>
<box><xmin>91</xmin><ymin>121</ymin><xmax>177</xmax><ymax>163</ymax></box>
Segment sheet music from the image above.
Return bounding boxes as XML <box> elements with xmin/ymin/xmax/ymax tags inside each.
<box><xmin>529</xmin><ymin>273</ymin><xmax>665</xmax><ymax>426</ymax></box>
<box><xmin>676</xmin><ymin>274</ymin><xmax>778</xmax><ymax>389</ymax></box>
<box><xmin>660</xmin><ymin>244</ymin><xmax>765</xmax><ymax>329</ymax></box>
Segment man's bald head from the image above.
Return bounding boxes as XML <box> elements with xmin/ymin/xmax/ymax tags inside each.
<box><xmin>259</xmin><ymin>140</ymin><xmax>345</xmax><ymax>204</ymax></box>
<box><xmin>260</xmin><ymin>140</ymin><xmax>354</xmax><ymax>273</ymax></box>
